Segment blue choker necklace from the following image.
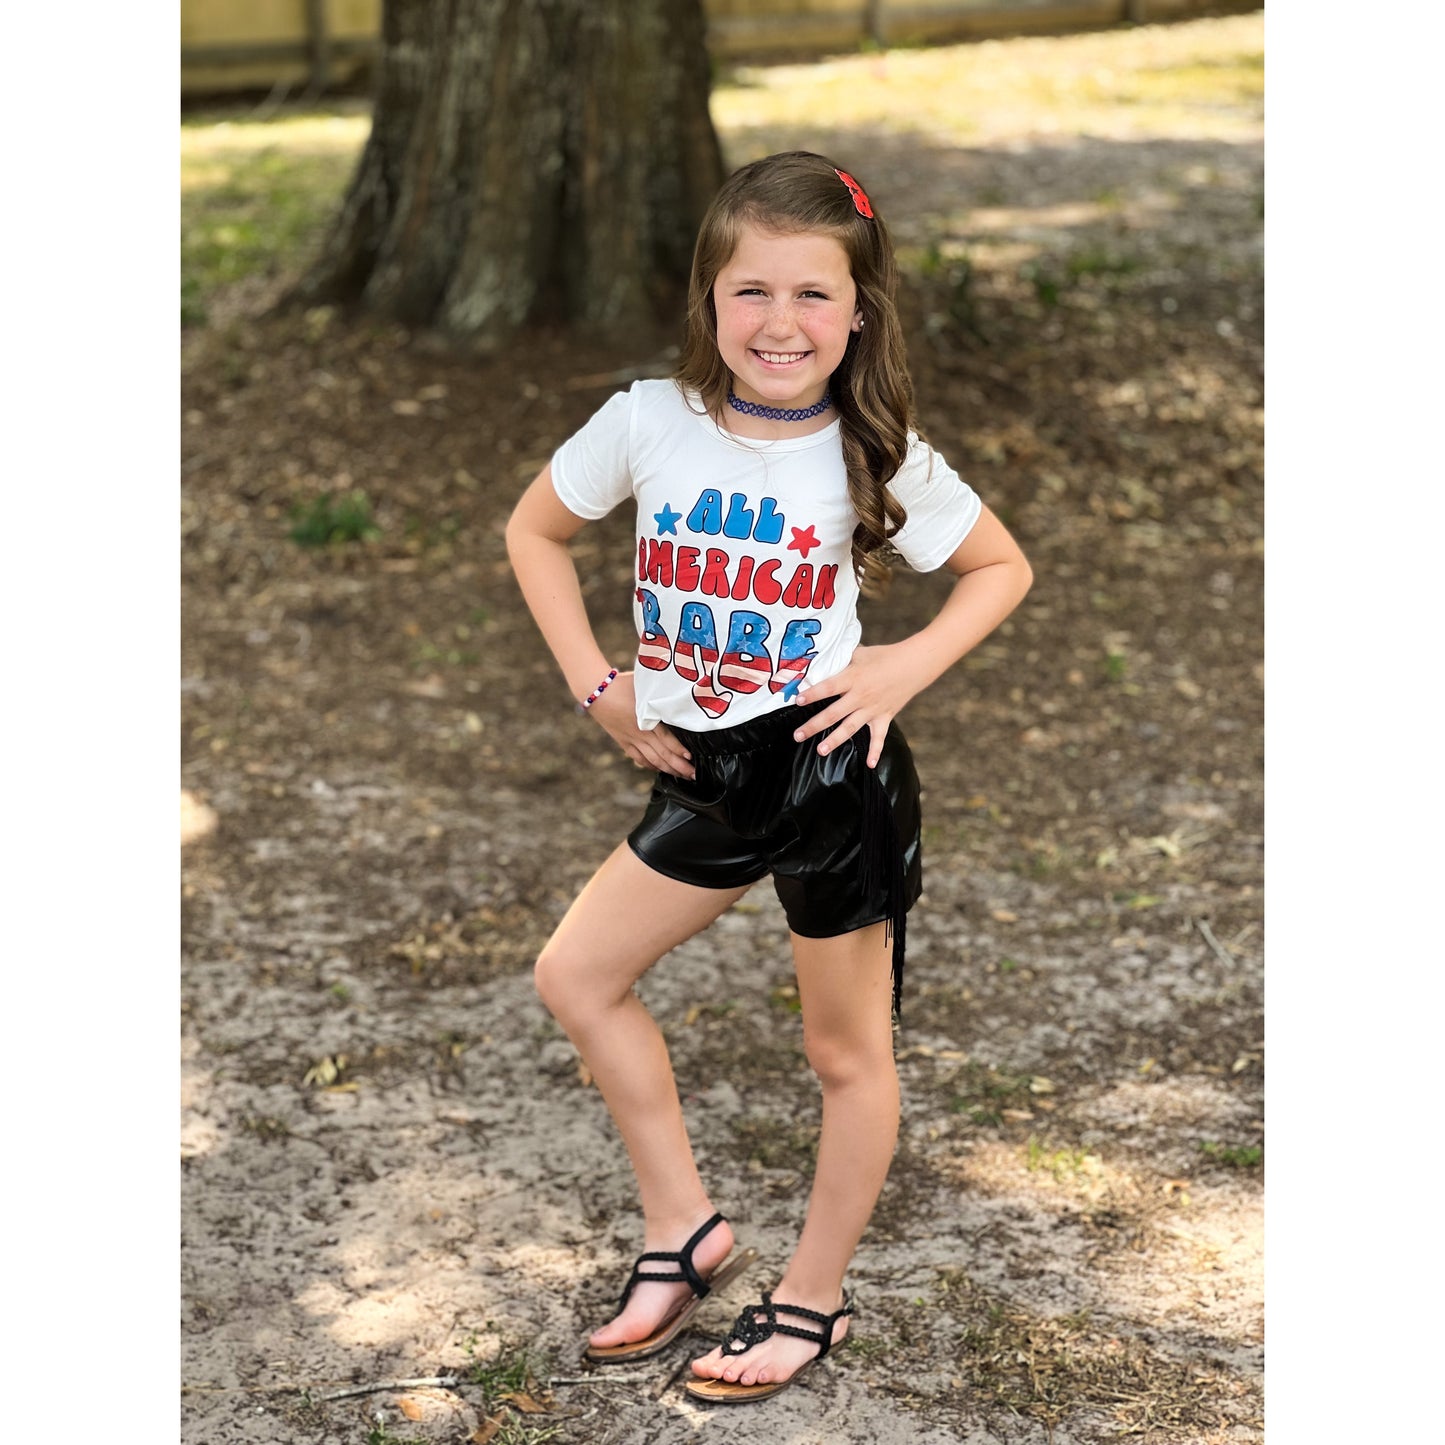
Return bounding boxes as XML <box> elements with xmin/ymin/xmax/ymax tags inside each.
<box><xmin>727</xmin><ymin>389</ymin><xmax>833</xmax><ymax>423</ymax></box>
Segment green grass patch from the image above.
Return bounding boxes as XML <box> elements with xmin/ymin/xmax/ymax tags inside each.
<box><xmin>1111</xmin><ymin>891</ymin><xmax>1161</xmax><ymax>910</ymax></box>
<box><xmin>769</xmin><ymin>982</ymin><xmax>803</xmax><ymax>1013</ymax></box>
<box><xmin>288</xmin><ymin>489</ymin><xmax>381</xmax><ymax>547</ymax></box>
<box><xmin>914</xmin><ymin>241</ymin><xmax>987</xmax><ymax>344</ymax></box>
<box><xmin>1021</xmin><ymin>260</ymin><xmax>1063</xmax><ymax>309</ymax></box>
<box><xmin>1026</xmin><ymin>1135</ymin><xmax>1096</xmax><ymax>1181</ymax></box>
<box><xmin>948</xmin><ymin>1061</ymin><xmax>1033</xmax><ymax>1127</ymax></box>
<box><xmin>237</xmin><ymin>1114</ymin><xmax>291</xmax><ymax>1142</ymax></box>
<box><xmin>461</xmin><ymin>1337</ymin><xmax>563</xmax><ymax>1442</ymax></box>
<box><xmin>403</xmin><ymin>511</ymin><xmax>465</xmax><ymax>552</ymax></box>
<box><xmin>181</xmin><ymin>113</ymin><xmax>368</xmax><ymax>326</ymax></box>
<box><xmin>1131</xmin><ymin>53</ymin><xmax>1264</xmax><ymax>106</ymax></box>
<box><xmin>412</xmin><ymin>640</ymin><xmax>481</xmax><ymax>669</ymax></box>
<box><xmin>1022</xmin><ymin>244</ymin><xmax>1143</xmax><ymax>310</ymax></box>
<box><xmin>1199</xmin><ymin>1140</ymin><xmax>1263</xmax><ymax>1169</ymax></box>
<box><xmin>731</xmin><ymin>1116</ymin><xmax>818</xmax><ymax>1170</ymax></box>
<box><xmin>1064</xmin><ymin>246</ymin><xmax>1142</xmax><ymax>281</ymax></box>
<box><xmin>364</xmin><ymin>1424</ymin><xmax>425</xmax><ymax>1445</ymax></box>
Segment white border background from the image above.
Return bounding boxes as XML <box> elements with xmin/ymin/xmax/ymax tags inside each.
<box><xmin>8</xmin><ymin>2</ymin><xmax>179</xmax><ymax>1430</ymax></box>
<box><xmin>1265</xmin><ymin>0</ymin><xmax>1441</xmax><ymax>1432</ymax></box>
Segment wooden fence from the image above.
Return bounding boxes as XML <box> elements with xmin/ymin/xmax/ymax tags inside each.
<box><xmin>181</xmin><ymin>0</ymin><xmax>1258</xmax><ymax>98</ymax></box>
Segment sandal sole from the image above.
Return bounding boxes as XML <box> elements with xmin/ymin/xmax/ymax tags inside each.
<box><xmin>683</xmin><ymin>1361</ymin><xmax>815</xmax><ymax>1403</ymax></box>
<box><xmin>683</xmin><ymin>1293</ymin><xmax>855</xmax><ymax>1402</ymax></box>
<box><xmin>582</xmin><ymin>1246</ymin><xmax>759</xmax><ymax>1364</ymax></box>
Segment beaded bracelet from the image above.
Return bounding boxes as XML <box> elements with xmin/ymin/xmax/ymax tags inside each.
<box><xmin>577</xmin><ymin>667</ymin><xmax>619</xmax><ymax>714</ymax></box>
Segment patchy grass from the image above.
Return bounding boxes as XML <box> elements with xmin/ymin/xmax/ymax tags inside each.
<box><xmin>942</xmin><ymin>1268</ymin><xmax>1260</xmax><ymax>1439</ymax></box>
<box><xmin>731</xmin><ymin>1114</ymin><xmax>819</xmax><ymax>1170</ymax></box>
<box><xmin>411</xmin><ymin>637</ymin><xmax>481</xmax><ymax>670</ymax></box>
<box><xmin>237</xmin><ymin>1113</ymin><xmax>291</xmax><ymax>1142</ymax></box>
<box><xmin>364</xmin><ymin>1422</ymin><xmax>426</xmax><ymax>1445</ymax></box>
<box><xmin>1199</xmin><ymin>1140</ymin><xmax>1262</xmax><ymax>1169</ymax></box>
<box><xmin>386</xmin><ymin>903</ymin><xmax>549</xmax><ymax>980</ymax></box>
<box><xmin>288</xmin><ymin>489</ymin><xmax>381</xmax><ymax>547</ymax></box>
<box><xmin>460</xmin><ymin>1337</ymin><xmax>565</xmax><ymax>1444</ymax></box>
<box><xmin>464</xmin><ymin>1338</ymin><xmax>550</xmax><ymax>1404</ymax></box>
<box><xmin>946</xmin><ymin>1060</ymin><xmax>1036</xmax><ymax>1125</ymax></box>
<box><xmin>712</xmin><ymin>14</ymin><xmax>1263</xmax><ymax>148</ymax></box>
<box><xmin>769</xmin><ymin>981</ymin><xmax>803</xmax><ymax>1013</ymax></box>
<box><xmin>181</xmin><ymin>111</ymin><xmax>368</xmax><ymax>325</ymax></box>
<box><xmin>488</xmin><ymin>1422</ymin><xmax>565</xmax><ymax>1445</ymax></box>
<box><xmin>1026</xmin><ymin>1134</ymin><xmax>1100</xmax><ymax>1181</ymax></box>
<box><xmin>1020</xmin><ymin>245</ymin><xmax>1147</xmax><ymax>311</ymax></box>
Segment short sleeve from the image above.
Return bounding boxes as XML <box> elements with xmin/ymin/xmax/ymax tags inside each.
<box><xmin>549</xmin><ymin>387</ymin><xmax>635</xmax><ymax>520</ymax></box>
<box><xmin>886</xmin><ymin>435</ymin><xmax>982</xmax><ymax>571</ymax></box>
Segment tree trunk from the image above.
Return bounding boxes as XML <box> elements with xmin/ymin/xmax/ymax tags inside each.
<box><xmin>286</xmin><ymin>0</ymin><xmax>724</xmax><ymax>347</ymax></box>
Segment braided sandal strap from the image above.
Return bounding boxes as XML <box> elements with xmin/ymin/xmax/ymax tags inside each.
<box><xmin>616</xmin><ymin>1212</ymin><xmax>725</xmax><ymax>1313</ymax></box>
<box><xmin>720</xmin><ymin>1290</ymin><xmax>856</xmax><ymax>1361</ymax></box>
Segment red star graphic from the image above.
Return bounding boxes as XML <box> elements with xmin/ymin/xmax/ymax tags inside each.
<box><xmin>635</xmin><ymin>587</ymin><xmax>645</xmax><ymax>604</ymax></box>
<box><xmin>788</xmin><ymin>524</ymin><xmax>820</xmax><ymax>559</ymax></box>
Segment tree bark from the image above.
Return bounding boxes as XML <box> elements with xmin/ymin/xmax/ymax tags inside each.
<box><xmin>286</xmin><ymin>0</ymin><xmax>724</xmax><ymax>347</ymax></box>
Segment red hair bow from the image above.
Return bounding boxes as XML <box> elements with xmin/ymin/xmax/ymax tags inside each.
<box><xmin>834</xmin><ymin>168</ymin><xmax>874</xmax><ymax>219</ymax></box>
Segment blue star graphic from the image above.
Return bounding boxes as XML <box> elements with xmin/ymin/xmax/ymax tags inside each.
<box><xmin>654</xmin><ymin>503</ymin><xmax>682</xmax><ymax>536</ymax></box>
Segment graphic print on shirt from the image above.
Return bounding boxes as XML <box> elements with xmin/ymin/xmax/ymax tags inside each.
<box><xmin>636</xmin><ymin>487</ymin><xmax>839</xmax><ymax>719</ymax></box>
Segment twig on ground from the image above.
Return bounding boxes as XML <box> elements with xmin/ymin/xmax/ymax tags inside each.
<box><xmin>1193</xmin><ymin>917</ymin><xmax>1236</xmax><ymax>970</ymax></box>
<box><xmin>549</xmin><ymin>1374</ymin><xmax>654</xmax><ymax>1386</ymax></box>
<box><xmin>320</xmin><ymin>1375</ymin><xmax>461</xmax><ymax>1401</ymax></box>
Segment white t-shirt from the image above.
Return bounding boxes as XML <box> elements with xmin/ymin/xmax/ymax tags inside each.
<box><xmin>550</xmin><ymin>379</ymin><xmax>981</xmax><ymax>732</ymax></box>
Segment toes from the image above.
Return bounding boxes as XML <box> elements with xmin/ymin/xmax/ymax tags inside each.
<box><xmin>592</xmin><ymin>1310</ymin><xmax>640</xmax><ymax>1345</ymax></box>
<box><xmin>589</xmin><ymin>1308</ymin><xmax>646</xmax><ymax>1349</ymax></box>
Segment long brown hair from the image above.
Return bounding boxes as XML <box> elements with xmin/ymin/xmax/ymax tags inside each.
<box><xmin>674</xmin><ymin>151</ymin><xmax>918</xmax><ymax>597</ymax></box>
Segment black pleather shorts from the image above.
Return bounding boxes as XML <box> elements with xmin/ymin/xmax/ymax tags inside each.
<box><xmin>626</xmin><ymin>697</ymin><xmax>923</xmax><ymax>1016</ymax></box>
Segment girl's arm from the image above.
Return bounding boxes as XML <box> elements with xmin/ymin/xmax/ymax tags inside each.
<box><xmin>505</xmin><ymin>464</ymin><xmax>696</xmax><ymax>778</ymax></box>
<box><xmin>791</xmin><ymin>504</ymin><xmax>1034</xmax><ymax>768</ymax></box>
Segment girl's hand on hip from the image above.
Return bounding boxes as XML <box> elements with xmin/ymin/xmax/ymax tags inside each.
<box><xmin>790</xmin><ymin>643</ymin><xmax>925</xmax><ymax>769</ymax></box>
<box><xmin>586</xmin><ymin>671</ymin><xmax>696</xmax><ymax>779</ymax></box>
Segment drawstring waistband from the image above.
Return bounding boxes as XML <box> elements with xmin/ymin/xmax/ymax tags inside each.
<box><xmin>670</xmin><ymin>697</ymin><xmax>832</xmax><ymax>757</ymax></box>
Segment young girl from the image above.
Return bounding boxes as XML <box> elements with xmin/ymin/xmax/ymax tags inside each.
<box><xmin>506</xmin><ymin>151</ymin><xmax>1032</xmax><ymax>1404</ymax></box>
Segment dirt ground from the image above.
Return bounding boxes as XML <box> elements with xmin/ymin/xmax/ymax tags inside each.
<box><xmin>181</xmin><ymin>15</ymin><xmax>1263</xmax><ymax>1443</ymax></box>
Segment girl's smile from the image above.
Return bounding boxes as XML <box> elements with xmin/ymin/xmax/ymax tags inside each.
<box><xmin>713</xmin><ymin>225</ymin><xmax>861</xmax><ymax>415</ymax></box>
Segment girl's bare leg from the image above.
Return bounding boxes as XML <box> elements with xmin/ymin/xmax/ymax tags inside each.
<box><xmin>690</xmin><ymin>919</ymin><xmax>898</xmax><ymax>1386</ymax></box>
<box><xmin>534</xmin><ymin>840</ymin><xmax>755</xmax><ymax>1348</ymax></box>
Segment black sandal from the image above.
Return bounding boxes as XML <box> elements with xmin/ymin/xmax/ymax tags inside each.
<box><xmin>684</xmin><ymin>1289</ymin><xmax>856</xmax><ymax>1402</ymax></box>
<box><xmin>583</xmin><ymin>1212</ymin><xmax>757</xmax><ymax>1364</ymax></box>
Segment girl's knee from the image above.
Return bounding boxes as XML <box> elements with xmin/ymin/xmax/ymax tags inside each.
<box><xmin>533</xmin><ymin>945</ymin><xmax>582</xmax><ymax>1019</ymax></box>
<box><xmin>802</xmin><ymin>1027</ymin><xmax>895</xmax><ymax>1092</ymax></box>
<box><xmin>533</xmin><ymin>943</ymin><xmax>622</xmax><ymax>1022</ymax></box>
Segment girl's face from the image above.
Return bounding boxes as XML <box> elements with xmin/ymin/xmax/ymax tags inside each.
<box><xmin>712</xmin><ymin>224</ymin><xmax>862</xmax><ymax>413</ymax></box>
